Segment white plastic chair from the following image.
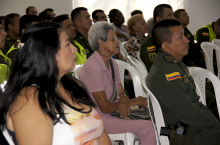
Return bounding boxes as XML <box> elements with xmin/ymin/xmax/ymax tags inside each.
<box><xmin>115</xmin><ymin>59</ymin><xmax>144</xmax><ymax>97</ymax></box>
<box><xmin>200</xmin><ymin>42</ymin><xmax>220</xmax><ymax>78</ymax></box>
<box><xmin>2</xmin><ymin>128</ymin><xmax>15</xmax><ymax>145</ymax></box>
<box><xmin>120</xmin><ymin>42</ymin><xmax>128</xmax><ymax>59</ymax></box>
<box><xmin>108</xmin><ymin>133</ymin><xmax>139</xmax><ymax>145</ymax></box>
<box><xmin>72</xmin><ymin>66</ymin><xmax>83</xmax><ymax>79</ymax></box>
<box><xmin>212</xmin><ymin>39</ymin><xmax>220</xmax><ymax>48</ymax></box>
<box><xmin>142</xmin><ymin>76</ymin><xmax>169</xmax><ymax>145</ymax></box>
<box><xmin>188</xmin><ymin>67</ymin><xmax>220</xmax><ymax>117</ymax></box>
<box><xmin>137</xmin><ymin>51</ymin><xmax>147</xmax><ymax>71</ymax></box>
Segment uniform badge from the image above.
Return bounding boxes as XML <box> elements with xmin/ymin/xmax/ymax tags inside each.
<box><xmin>149</xmin><ymin>52</ymin><xmax>156</xmax><ymax>61</ymax></box>
<box><xmin>202</xmin><ymin>32</ymin><xmax>209</xmax><ymax>37</ymax></box>
<box><xmin>147</xmin><ymin>46</ymin><xmax>156</xmax><ymax>52</ymax></box>
<box><xmin>183</xmin><ymin>75</ymin><xmax>189</xmax><ymax>83</ymax></box>
<box><xmin>165</xmin><ymin>72</ymin><xmax>181</xmax><ymax>81</ymax></box>
<box><xmin>185</xmin><ymin>69</ymin><xmax>191</xmax><ymax>77</ymax></box>
<box><xmin>164</xmin><ymin>56</ymin><xmax>177</xmax><ymax>63</ymax></box>
<box><xmin>185</xmin><ymin>34</ymin><xmax>191</xmax><ymax>38</ymax></box>
<box><xmin>80</xmin><ymin>37</ymin><xmax>83</xmax><ymax>39</ymax></box>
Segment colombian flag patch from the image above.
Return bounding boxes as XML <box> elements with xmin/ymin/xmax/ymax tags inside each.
<box><xmin>202</xmin><ymin>32</ymin><xmax>209</xmax><ymax>36</ymax></box>
<box><xmin>147</xmin><ymin>46</ymin><xmax>156</xmax><ymax>52</ymax></box>
<box><xmin>165</xmin><ymin>72</ymin><xmax>181</xmax><ymax>81</ymax></box>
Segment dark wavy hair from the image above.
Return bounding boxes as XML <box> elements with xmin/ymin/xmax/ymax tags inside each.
<box><xmin>0</xmin><ymin>22</ymin><xmax>95</xmax><ymax>127</ymax></box>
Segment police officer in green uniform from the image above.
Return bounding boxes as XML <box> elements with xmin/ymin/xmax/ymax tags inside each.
<box><xmin>71</xmin><ymin>7</ymin><xmax>93</xmax><ymax>58</ymax></box>
<box><xmin>147</xmin><ymin>19</ymin><xmax>220</xmax><ymax>145</ymax></box>
<box><xmin>3</xmin><ymin>13</ymin><xmax>20</xmax><ymax>55</ymax></box>
<box><xmin>140</xmin><ymin>4</ymin><xmax>175</xmax><ymax>72</ymax></box>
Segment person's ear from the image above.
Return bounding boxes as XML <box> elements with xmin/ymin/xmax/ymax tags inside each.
<box><xmin>98</xmin><ymin>39</ymin><xmax>104</xmax><ymax>47</ymax></box>
<box><xmin>21</xmin><ymin>29</ymin><xmax>26</xmax><ymax>34</ymax></box>
<box><xmin>132</xmin><ymin>25</ymin><xmax>137</xmax><ymax>31</ymax></box>
<box><xmin>161</xmin><ymin>42</ymin><xmax>170</xmax><ymax>53</ymax></box>
<box><xmin>75</xmin><ymin>20</ymin><xmax>81</xmax><ymax>26</ymax></box>
<box><xmin>8</xmin><ymin>24</ymin><xmax>14</xmax><ymax>31</ymax></box>
<box><xmin>156</xmin><ymin>17</ymin><xmax>162</xmax><ymax>23</ymax></box>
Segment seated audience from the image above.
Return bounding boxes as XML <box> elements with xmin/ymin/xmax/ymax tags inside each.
<box><xmin>140</xmin><ymin>4</ymin><xmax>175</xmax><ymax>72</ymax></box>
<box><xmin>0</xmin><ymin>24</ymin><xmax>10</xmax><ymax>84</ymax></box>
<box><xmin>147</xmin><ymin>19</ymin><xmax>220</xmax><ymax>145</ymax></box>
<box><xmin>71</xmin><ymin>7</ymin><xmax>93</xmax><ymax>58</ymax></box>
<box><xmin>126</xmin><ymin>14</ymin><xmax>148</xmax><ymax>58</ymax></box>
<box><xmin>53</xmin><ymin>14</ymin><xmax>87</xmax><ymax>65</ymax></box>
<box><xmin>0</xmin><ymin>22</ymin><xmax>111</xmax><ymax>145</ymax></box>
<box><xmin>26</xmin><ymin>6</ymin><xmax>38</xmax><ymax>16</ymax></box>
<box><xmin>3</xmin><ymin>13</ymin><xmax>20</xmax><ymax>55</ymax></box>
<box><xmin>108</xmin><ymin>9</ymin><xmax>130</xmax><ymax>42</ymax></box>
<box><xmin>39</xmin><ymin>9</ymin><xmax>54</xmax><ymax>22</ymax></box>
<box><xmin>92</xmin><ymin>9</ymin><xmax>108</xmax><ymax>23</ymax></box>
<box><xmin>6</xmin><ymin>15</ymin><xmax>41</xmax><ymax>66</ymax></box>
<box><xmin>131</xmin><ymin>10</ymin><xmax>143</xmax><ymax>16</ymax></box>
<box><xmin>79</xmin><ymin>21</ymin><xmax>156</xmax><ymax>145</ymax></box>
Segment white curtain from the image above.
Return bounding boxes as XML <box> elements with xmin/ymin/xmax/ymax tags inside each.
<box><xmin>72</xmin><ymin>0</ymin><xmax>186</xmax><ymax>24</ymax></box>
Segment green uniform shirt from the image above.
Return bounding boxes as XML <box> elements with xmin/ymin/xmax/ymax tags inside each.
<box><xmin>74</xmin><ymin>30</ymin><xmax>93</xmax><ymax>59</ymax></box>
<box><xmin>6</xmin><ymin>39</ymin><xmax>20</xmax><ymax>66</ymax></box>
<box><xmin>147</xmin><ymin>51</ymin><xmax>220</xmax><ymax>145</ymax></box>
<box><xmin>140</xmin><ymin>32</ymin><xmax>157</xmax><ymax>72</ymax></box>
<box><xmin>3</xmin><ymin>35</ymin><xmax>17</xmax><ymax>55</ymax></box>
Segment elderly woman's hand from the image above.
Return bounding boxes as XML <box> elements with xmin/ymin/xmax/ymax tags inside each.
<box><xmin>118</xmin><ymin>96</ymin><xmax>130</xmax><ymax>119</ymax></box>
<box><xmin>136</xmin><ymin>96</ymin><xmax>148</xmax><ymax>108</ymax></box>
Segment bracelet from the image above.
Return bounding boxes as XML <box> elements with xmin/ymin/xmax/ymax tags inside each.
<box><xmin>120</xmin><ymin>94</ymin><xmax>129</xmax><ymax>101</ymax></box>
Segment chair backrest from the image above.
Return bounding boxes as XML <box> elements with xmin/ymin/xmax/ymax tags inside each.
<box><xmin>212</xmin><ymin>39</ymin><xmax>220</xmax><ymax>48</ymax></box>
<box><xmin>130</xmin><ymin>55</ymin><xmax>148</xmax><ymax>77</ymax></box>
<box><xmin>120</xmin><ymin>42</ymin><xmax>128</xmax><ymax>59</ymax></box>
<box><xmin>137</xmin><ymin>51</ymin><xmax>147</xmax><ymax>71</ymax></box>
<box><xmin>188</xmin><ymin>67</ymin><xmax>220</xmax><ymax>118</ymax></box>
<box><xmin>142</xmin><ymin>76</ymin><xmax>169</xmax><ymax>145</ymax></box>
<box><xmin>115</xmin><ymin>59</ymin><xmax>144</xmax><ymax>98</ymax></box>
<box><xmin>2</xmin><ymin>128</ymin><xmax>14</xmax><ymax>145</ymax></box>
<box><xmin>73</xmin><ymin>66</ymin><xmax>83</xmax><ymax>80</ymax></box>
<box><xmin>201</xmin><ymin>42</ymin><xmax>220</xmax><ymax>78</ymax></box>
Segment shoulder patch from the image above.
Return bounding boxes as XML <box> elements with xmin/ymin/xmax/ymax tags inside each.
<box><xmin>164</xmin><ymin>56</ymin><xmax>177</xmax><ymax>63</ymax></box>
<box><xmin>165</xmin><ymin>72</ymin><xmax>181</xmax><ymax>81</ymax></box>
<box><xmin>149</xmin><ymin>52</ymin><xmax>156</xmax><ymax>61</ymax></box>
<box><xmin>202</xmin><ymin>32</ymin><xmax>209</xmax><ymax>37</ymax></box>
<box><xmin>147</xmin><ymin>46</ymin><xmax>156</xmax><ymax>52</ymax></box>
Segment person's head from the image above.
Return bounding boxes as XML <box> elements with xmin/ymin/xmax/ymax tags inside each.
<box><xmin>53</xmin><ymin>14</ymin><xmax>76</xmax><ymax>41</ymax></box>
<box><xmin>0</xmin><ymin>16</ymin><xmax>6</xmax><ymax>30</ymax></box>
<box><xmin>152</xmin><ymin>19</ymin><xmax>189</xmax><ymax>62</ymax></box>
<box><xmin>214</xmin><ymin>18</ymin><xmax>220</xmax><ymax>36</ymax></box>
<box><xmin>44</xmin><ymin>8</ymin><xmax>56</xmax><ymax>18</ymax></box>
<box><xmin>153</xmin><ymin>4</ymin><xmax>175</xmax><ymax>24</ymax></box>
<box><xmin>71</xmin><ymin>7</ymin><xmax>92</xmax><ymax>32</ymax></box>
<box><xmin>108</xmin><ymin>9</ymin><xmax>124</xmax><ymax>26</ymax></box>
<box><xmin>146</xmin><ymin>17</ymin><xmax>154</xmax><ymax>33</ymax></box>
<box><xmin>92</xmin><ymin>9</ymin><xmax>107</xmax><ymax>23</ymax></box>
<box><xmin>4</xmin><ymin>13</ymin><xmax>20</xmax><ymax>36</ymax></box>
<box><xmin>174</xmin><ymin>9</ymin><xmax>189</xmax><ymax>28</ymax></box>
<box><xmin>39</xmin><ymin>9</ymin><xmax>54</xmax><ymax>22</ymax></box>
<box><xmin>0</xmin><ymin>24</ymin><xmax>7</xmax><ymax>48</ymax></box>
<box><xmin>131</xmin><ymin>10</ymin><xmax>143</xmax><ymax>16</ymax></box>
<box><xmin>26</xmin><ymin>6</ymin><xmax>38</xmax><ymax>16</ymax></box>
<box><xmin>19</xmin><ymin>15</ymin><xmax>42</xmax><ymax>37</ymax></box>
<box><xmin>127</xmin><ymin>14</ymin><xmax>148</xmax><ymax>36</ymax></box>
<box><xmin>88</xmin><ymin>21</ymin><xmax>120</xmax><ymax>56</ymax></box>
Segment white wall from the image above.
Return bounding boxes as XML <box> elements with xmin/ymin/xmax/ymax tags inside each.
<box><xmin>0</xmin><ymin>0</ymin><xmax>220</xmax><ymax>34</ymax></box>
<box><xmin>184</xmin><ymin>0</ymin><xmax>220</xmax><ymax>34</ymax></box>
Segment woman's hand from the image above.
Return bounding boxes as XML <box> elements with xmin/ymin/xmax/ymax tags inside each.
<box><xmin>135</xmin><ymin>96</ymin><xmax>148</xmax><ymax>108</ymax></box>
<box><xmin>118</xmin><ymin>96</ymin><xmax>130</xmax><ymax>119</ymax></box>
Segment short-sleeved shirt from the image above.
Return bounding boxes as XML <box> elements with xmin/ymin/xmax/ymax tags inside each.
<box><xmin>79</xmin><ymin>51</ymin><xmax>121</xmax><ymax>117</ymax></box>
<box><xmin>126</xmin><ymin>35</ymin><xmax>144</xmax><ymax>58</ymax></box>
<box><xmin>74</xmin><ymin>30</ymin><xmax>93</xmax><ymax>59</ymax></box>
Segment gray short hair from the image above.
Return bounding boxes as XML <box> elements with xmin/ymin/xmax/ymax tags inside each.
<box><xmin>88</xmin><ymin>21</ymin><xmax>115</xmax><ymax>51</ymax></box>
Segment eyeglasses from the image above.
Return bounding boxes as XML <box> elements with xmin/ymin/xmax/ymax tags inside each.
<box><xmin>107</xmin><ymin>36</ymin><xmax>119</xmax><ymax>42</ymax></box>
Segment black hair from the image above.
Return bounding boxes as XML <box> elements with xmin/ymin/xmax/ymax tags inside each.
<box><xmin>71</xmin><ymin>7</ymin><xmax>87</xmax><ymax>21</ymax></box>
<box><xmin>131</xmin><ymin>10</ymin><xmax>143</xmax><ymax>16</ymax></box>
<box><xmin>39</xmin><ymin>10</ymin><xmax>54</xmax><ymax>21</ymax></box>
<box><xmin>0</xmin><ymin>16</ymin><xmax>6</xmax><ymax>25</ymax></box>
<box><xmin>52</xmin><ymin>14</ymin><xmax>69</xmax><ymax>26</ymax></box>
<box><xmin>92</xmin><ymin>9</ymin><xmax>104</xmax><ymax>20</ymax></box>
<box><xmin>0</xmin><ymin>22</ymin><xmax>95</xmax><ymax>128</ymax></box>
<box><xmin>152</xmin><ymin>19</ymin><xmax>181</xmax><ymax>50</ymax></box>
<box><xmin>44</xmin><ymin>8</ymin><xmax>54</xmax><ymax>12</ymax></box>
<box><xmin>26</xmin><ymin>6</ymin><xmax>35</xmax><ymax>14</ymax></box>
<box><xmin>173</xmin><ymin>9</ymin><xmax>185</xmax><ymax>19</ymax></box>
<box><xmin>108</xmin><ymin>9</ymin><xmax>120</xmax><ymax>23</ymax></box>
<box><xmin>4</xmin><ymin>13</ymin><xmax>20</xmax><ymax>31</ymax></box>
<box><xmin>19</xmin><ymin>15</ymin><xmax>42</xmax><ymax>37</ymax></box>
<box><xmin>216</xmin><ymin>18</ymin><xmax>220</xmax><ymax>25</ymax></box>
<box><xmin>153</xmin><ymin>4</ymin><xmax>172</xmax><ymax>24</ymax></box>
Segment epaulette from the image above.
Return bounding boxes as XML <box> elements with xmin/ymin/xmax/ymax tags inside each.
<box><xmin>164</xmin><ymin>55</ymin><xmax>177</xmax><ymax>63</ymax></box>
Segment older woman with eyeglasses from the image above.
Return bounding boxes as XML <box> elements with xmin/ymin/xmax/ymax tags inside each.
<box><xmin>79</xmin><ymin>21</ymin><xmax>156</xmax><ymax>145</ymax></box>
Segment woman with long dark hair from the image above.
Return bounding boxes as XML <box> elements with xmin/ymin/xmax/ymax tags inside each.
<box><xmin>0</xmin><ymin>22</ymin><xmax>111</xmax><ymax>145</ymax></box>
